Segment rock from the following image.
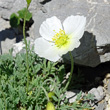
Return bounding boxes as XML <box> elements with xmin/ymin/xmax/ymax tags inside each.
<box><xmin>105</xmin><ymin>99</ymin><xmax>110</xmax><ymax>110</ymax></box>
<box><xmin>106</xmin><ymin>105</ymin><xmax>110</xmax><ymax>110</ymax></box>
<box><xmin>27</xmin><ymin>23</ymin><xmax>35</xmax><ymax>39</ymax></box>
<box><xmin>107</xmin><ymin>79</ymin><xmax>110</xmax><ymax>93</ymax></box>
<box><xmin>105</xmin><ymin>94</ymin><xmax>110</xmax><ymax>102</ymax></box>
<box><xmin>0</xmin><ymin>17</ymin><xmax>16</xmax><ymax>54</ymax></box>
<box><xmin>0</xmin><ymin>0</ymin><xmax>46</xmax><ymax>19</ymax></box>
<box><xmin>65</xmin><ymin>90</ymin><xmax>79</xmax><ymax>103</ymax></box>
<box><xmin>0</xmin><ymin>0</ymin><xmax>40</xmax><ymax>54</ymax></box>
<box><xmin>12</xmin><ymin>42</ymin><xmax>25</xmax><ymax>56</ymax></box>
<box><xmin>1</xmin><ymin>0</ymin><xmax>110</xmax><ymax>67</ymax></box>
<box><xmin>33</xmin><ymin>0</ymin><xmax>110</xmax><ymax>67</ymax></box>
<box><xmin>12</xmin><ymin>37</ymin><xmax>34</xmax><ymax>56</ymax></box>
<box><xmin>95</xmin><ymin>101</ymin><xmax>106</xmax><ymax>110</ymax></box>
<box><xmin>97</xmin><ymin>86</ymin><xmax>105</xmax><ymax>98</ymax></box>
<box><xmin>89</xmin><ymin>88</ymin><xmax>101</xmax><ymax>102</ymax></box>
<box><xmin>0</xmin><ymin>17</ymin><xmax>27</xmax><ymax>54</ymax></box>
<box><xmin>89</xmin><ymin>87</ymin><xmax>105</xmax><ymax>102</ymax></box>
<box><xmin>0</xmin><ymin>0</ymin><xmax>26</xmax><ymax>19</ymax></box>
<box><xmin>65</xmin><ymin>90</ymin><xmax>85</xmax><ymax>104</ymax></box>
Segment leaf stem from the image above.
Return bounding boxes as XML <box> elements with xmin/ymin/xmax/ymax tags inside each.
<box><xmin>63</xmin><ymin>51</ymin><xmax>74</xmax><ymax>92</ymax></box>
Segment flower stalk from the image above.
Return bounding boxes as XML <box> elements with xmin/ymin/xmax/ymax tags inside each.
<box><xmin>63</xmin><ymin>51</ymin><xmax>74</xmax><ymax>92</ymax></box>
<box><xmin>23</xmin><ymin>6</ymin><xmax>30</xmax><ymax>93</ymax></box>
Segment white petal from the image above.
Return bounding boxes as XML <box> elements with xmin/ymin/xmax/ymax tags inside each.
<box><xmin>68</xmin><ymin>36</ymin><xmax>80</xmax><ymax>51</ymax></box>
<box><xmin>39</xmin><ymin>16</ymin><xmax>63</xmax><ymax>41</ymax></box>
<box><xmin>34</xmin><ymin>38</ymin><xmax>61</xmax><ymax>62</ymax></box>
<box><xmin>63</xmin><ymin>15</ymin><xmax>86</xmax><ymax>39</ymax></box>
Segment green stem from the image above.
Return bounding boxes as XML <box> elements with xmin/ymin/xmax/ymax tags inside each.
<box><xmin>63</xmin><ymin>51</ymin><xmax>74</xmax><ymax>92</ymax></box>
<box><xmin>42</xmin><ymin>79</ymin><xmax>56</xmax><ymax>91</ymax></box>
<box><xmin>23</xmin><ymin>7</ymin><xmax>29</xmax><ymax>93</ymax></box>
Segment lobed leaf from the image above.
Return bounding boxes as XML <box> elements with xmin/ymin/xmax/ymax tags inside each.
<box><xmin>17</xmin><ymin>8</ymin><xmax>32</xmax><ymax>21</ymax></box>
<box><xmin>10</xmin><ymin>13</ymin><xmax>20</xmax><ymax>28</ymax></box>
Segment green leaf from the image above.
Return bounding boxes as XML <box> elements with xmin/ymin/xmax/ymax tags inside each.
<box><xmin>76</xmin><ymin>91</ymin><xmax>82</xmax><ymax>101</ymax></box>
<box><xmin>17</xmin><ymin>8</ymin><xmax>32</xmax><ymax>21</ymax></box>
<box><xmin>26</xmin><ymin>0</ymin><xmax>32</xmax><ymax>6</ymax></box>
<box><xmin>28</xmin><ymin>105</ymin><xmax>33</xmax><ymax>110</ymax></box>
<box><xmin>10</xmin><ymin>13</ymin><xmax>20</xmax><ymax>27</ymax></box>
<box><xmin>34</xmin><ymin>64</ymin><xmax>41</xmax><ymax>73</ymax></box>
<box><xmin>52</xmin><ymin>96</ymin><xmax>58</xmax><ymax>102</ymax></box>
<box><xmin>0</xmin><ymin>99</ymin><xmax>3</xmax><ymax>110</ymax></box>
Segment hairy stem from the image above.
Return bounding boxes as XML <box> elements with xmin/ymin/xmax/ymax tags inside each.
<box><xmin>63</xmin><ymin>51</ymin><xmax>74</xmax><ymax>92</ymax></box>
<box><xmin>23</xmin><ymin>7</ymin><xmax>29</xmax><ymax>93</ymax></box>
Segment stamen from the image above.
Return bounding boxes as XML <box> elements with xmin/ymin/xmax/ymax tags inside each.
<box><xmin>52</xmin><ymin>29</ymin><xmax>69</xmax><ymax>48</ymax></box>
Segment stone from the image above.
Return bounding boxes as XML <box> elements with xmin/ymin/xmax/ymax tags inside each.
<box><xmin>89</xmin><ymin>87</ymin><xmax>105</xmax><ymax>102</ymax></box>
<box><xmin>65</xmin><ymin>90</ymin><xmax>78</xmax><ymax>103</ymax></box>
<box><xmin>12</xmin><ymin>37</ymin><xmax>34</xmax><ymax>56</ymax></box>
<box><xmin>106</xmin><ymin>105</ymin><xmax>110</xmax><ymax>110</ymax></box>
<box><xmin>65</xmin><ymin>90</ymin><xmax>85</xmax><ymax>103</ymax></box>
<box><xmin>0</xmin><ymin>0</ymin><xmax>43</xmax><ymax>54</ymax></box>
<box><xmin>106</xmin><ymin>99</ymin><xmax>110</xmax><ymax>110</ymax></box>
<box><xmin>1</xmin><ymin>0</ymin><xmax>110</xmax><ymax>67</ymax></box>
<box><xmin>95</xmin><ymin>101</ymin><xmax>106</xmax><ymax>110</ymax></box>
<box><xmin>0</xmin><ymin>0</ymin><xmax>46</xmax><ymax>19</ymax></box>
<box><xmin>105</xmin><ymin>94</ymin><xmax>110</xmax><ymax>102</ymax></box>
<box><xmin>33</xmin><ymin>0</ymin><xmax>110</xmax><ymax>67</ymax></box>
<box><xmin>0</xmin><ymin>17</ymin><xmax>16</xmax><ymax>54</ymax></box>
<box><xmin>97</xmin><ymin>86</ymin><xmax>105</xmax><ymax>98</ymax></box>
<box><xmin>27</xmin><ymin>24</ymin><xmax>35</xmax><ymax>39</ymax></box>
<box><xmin>0</xmin><ymin>17</ymin><xmax>27</xmax><ymax>54</ymax></box>
<box><xmin>12</xmin><ymin>42</ymin><xmax>25</xmax><ymax>56</ymax></box>
<box><xmin>0</xmin><ymin>0</ymin><xmax>26</xmax><ymax>19</ymax></box>
<box><xmin>107</xmin><ymin>79</ymin><xmax>110</xmax><ymax>93</ymax></box>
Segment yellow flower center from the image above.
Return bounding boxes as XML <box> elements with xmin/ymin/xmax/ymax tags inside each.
<box><xmin>52</xmin><ymin>29</ymin><xmax>69</xmax><ymax>48</ymax></box>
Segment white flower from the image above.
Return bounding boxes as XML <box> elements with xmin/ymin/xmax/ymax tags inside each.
<box><xmin>34</xmin><ymin>15</ymin><xmax>86</xmax><ymax>62</ymax></box>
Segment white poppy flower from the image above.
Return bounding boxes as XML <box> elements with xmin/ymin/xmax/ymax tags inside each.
<box><xmin>34</xmin><ymin>15</ymin><xmax>86</xmax><ymax>62</ymax></box>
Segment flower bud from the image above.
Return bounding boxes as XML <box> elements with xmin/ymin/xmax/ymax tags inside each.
<box><xmin>46</xmin><ymin>102</ymin><xmax>55</xmax><ymax>110</ymax></box>
<box><xmin>48</xmin><ymin>91</ymin><xmax>55</xmax><ymax>101</ymax></box>
<box><xmin>26</xmin><ymin>0</ymin><xmax>32</xmax><ymax>6</ymax></box>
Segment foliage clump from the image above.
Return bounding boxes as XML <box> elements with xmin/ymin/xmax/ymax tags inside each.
<box><xmin>0</xmin><ymin>48</ymin><xmax>94</xmax><ymax>110</ymax></box>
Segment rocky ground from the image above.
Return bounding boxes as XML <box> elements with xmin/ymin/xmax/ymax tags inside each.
<box><xmin>0</xmin><ymin>16</ymin><xmax>110</xmax><ymax>110</ymax></box>
<box><xmin>0</xmin><ymin>0</ymin><xmax>110</xmax><ymax>110</ymax></box>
